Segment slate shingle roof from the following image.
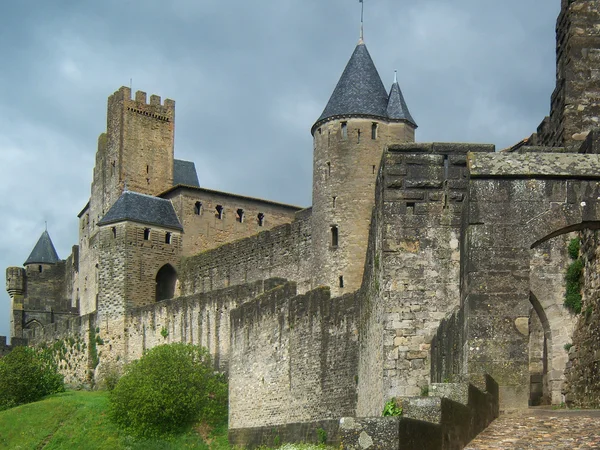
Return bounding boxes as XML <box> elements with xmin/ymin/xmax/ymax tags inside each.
<box><xmin>24</xmin><ymin>231</ymin><xmax>60</xmax><ymax>265</ymax></box>
<box><xmin>173</xmin><ymin>159</ymin><xmax>200</xmax><ymax>187</ymax></box>
<box><xmin>98</xmin><ymin>191</ymin><xmax>183</xmax><ymax>230</ymax></box>
<box><xmin>312</xmin><ymin>42</ymin><xmax>417</xmax><ymax>132</ymax></box>
<box><xmin>315</xmin><ymin>43</ymin><xmax>389</xmax><ymax>129</ymax></box>
<box><xmin>387</xmin><ymin>81</ymin><xmax>417</xmax><ymax>128</ymax></box>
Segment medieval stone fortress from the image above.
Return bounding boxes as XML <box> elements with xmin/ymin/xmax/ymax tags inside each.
<box><xmin>4</xmin><ymin>0</ymin><xmax>600</xmax><ymax>447</ymax></box>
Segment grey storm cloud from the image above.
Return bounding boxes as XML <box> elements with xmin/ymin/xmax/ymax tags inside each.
<box><xmin>0</xmin><ymin>0</ymin><xmax>560</xmax><ymax>338</ymax></box>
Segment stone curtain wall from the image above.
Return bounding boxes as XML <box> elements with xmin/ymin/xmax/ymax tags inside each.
<box><xmin>229</xmin><ymin>283</ymin><xmax>359</xmax><ymax>430</ymax></box>
<box><xmin>125</xmin><ymin>279</ymin><xmax>286</xmax><ymax>372</ymax></box>
<box><xmin>164</xmin><ymin>188</ymin><xmax>301</xmax><ymax>258</ymax></box>
<box><xmin>179</xmin><ymin>211</ymin><xmax>313</xmax><ymax>296</ymax></box>
<box><xmin>563</xmin><ymin>229</ymin><xmax>600</xmax><ymax>407</ymax></box>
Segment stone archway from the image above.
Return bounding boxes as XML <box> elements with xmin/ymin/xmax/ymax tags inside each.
<box><xmin>156</xmin><ymin>264</ymin><xmax>177</xmax><ymax>302</ymax></box>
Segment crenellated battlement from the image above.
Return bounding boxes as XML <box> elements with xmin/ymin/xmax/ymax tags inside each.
<box><xmin>110</xmin><ymin>86</ymin><xmax>175</xmax><ymax>111</ymax></box>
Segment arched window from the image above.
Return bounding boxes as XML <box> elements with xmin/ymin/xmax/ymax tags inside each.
<box><xmin>194</xmin><ymin>201</ymin><xmax>202</xmax><ymax>215</ymax></box>
<box><xmin>156</xmin><ymin>264</ymin><xmax>177</xmax><ymax>302</ymax></box>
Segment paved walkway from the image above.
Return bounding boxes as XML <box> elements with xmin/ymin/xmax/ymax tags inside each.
<box><xmin>465</xmin><ymin>408</ymin><xmax>600</xmax><ymax>449</ymax></box>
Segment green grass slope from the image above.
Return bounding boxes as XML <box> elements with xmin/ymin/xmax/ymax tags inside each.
<box><xmin>0</xmin><ymin>391</ymin><xmax>228</xmax><ymax>449</ymax></box>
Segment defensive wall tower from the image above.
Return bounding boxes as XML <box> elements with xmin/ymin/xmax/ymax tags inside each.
<box><xmin>90</xmin><ymin>87</ymin><xmax>176</xmax><ymax>224</ymax></box>
<box><xmin>6</xmin><ymin>266</ymin><xmax>25</xmax><ymax>338</ymax></box>
<box><xmin>537</xmin><ymin>0</ymin><xmax>600</xmax><ymax>148</ymax></box>
<box><xmin>311</xmin><ymin>40</ymin><xmax>416</xmax><ymax>296</ymax></box>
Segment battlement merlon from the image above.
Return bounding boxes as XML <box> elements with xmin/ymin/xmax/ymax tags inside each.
<box><xmin>387</xmin><ymin>142</ymin><xmax>495</xmax><ymax>155</ymax></box>
<box><xmin>109</xmin><ymin>86</ymin><xmax>176</xmax><ymax>116</ymax></box>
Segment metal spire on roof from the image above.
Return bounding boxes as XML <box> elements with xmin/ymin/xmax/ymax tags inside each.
<box><xmin>359</xmin><ymin>0</ymin><xmax>365</xmax><ymax>43</ymax></box>
<box><xmin>394</xmin><ymin>70</ymin><xmax>398</xmax><ymax>83</ymax></box>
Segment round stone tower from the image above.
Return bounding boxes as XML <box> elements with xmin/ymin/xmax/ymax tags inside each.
<box><xmin>311</xmin><ymin>40</ymin><xmax>417</xmax><ymax>296</ymax></box>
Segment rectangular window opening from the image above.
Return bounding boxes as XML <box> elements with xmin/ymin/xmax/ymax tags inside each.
<box><xmin>372</xmin><ymin>165</ymin><xmax>376</xmax><ymax>174</ymax></box>
<box><xmin>357</xmin><ymin>129</ymin><xmax>361</xmax><ymax>143</ymax></box>
<box><xmin>327</xmin><ymin>162</ymin><xmax>331</xmax><ymax>177</ymax></box>
<box><xmin>258</xmin><ymin>212</ymin><xmax>265</xmax><ymax>227</ymax></box>
<box><xmin>216</xmin><ymin>205</ymin><xmax>224</xmax><ymax>220</ymax></box>
<box><xmin>333</xmin><ymin>196</ymin><xmax>337</xmax><ymax>209</ymax></box>
<box><xmin>372</xmin><ymin>123</ymin><xmax>378</xmax><ymax>140</ymax></box>
<box><xmin>341</xmin><ymin>122</ymin><xmax>348</xmax><ymax>139</ymax></box>
<box><xmin>339</xmin><ymin>276</ymin><xmax>344</xmax><ymax>288</ymax></box>
<box><xmin>144</xmin><ymin>228</ymin><xmax>151</xmax><ymax>240</ymax></box>
<box><xmin>331</xmin><ymin>225</ymin><xmax>339</xmax><ymax>247</ymax></box>
<box><xmin>194</xmin><ymin>201</ymin><xmax>202</xmax><ymax>215</ymax></box>
<box><xmin>112</xmin><ymin>227</ymin><xmax>117</xmax><ymax>239</ymax></box>
<box><xmin>237</xmin><ymin>208</ymin><xmax>245</xmax><ymax>223</ymax></box>
<box><xmin>165</xmin><ymin>232</ymin><xmax>172</xmax><ymax>244</ymax></box>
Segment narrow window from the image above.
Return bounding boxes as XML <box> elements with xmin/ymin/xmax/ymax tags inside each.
<box><xmin>237</xmin><ymin>208</ymin><xmax>244</xmax><ymax>223</ymax></box>
<box><xmin>327</xmin><ymin>162</ymin><xmax>331</xmax><ymax>177</ymax></box>
<box><xmin>341</xmin><ymin>122</ymin><xmax>348</xmax><ymax>139</ymax></box>
<box><xmin>146</xmin><ymin>165</ymin><xmax>149</xmax><ymax>174</ymax></box>
<box><xmin>357</xmin><ymin>129</ymin><xmax>361</xmax><ymax>143</ymax></box>
<box><xmin>318</xmin><ymin>128</ymin><xmax>322</xmax><ymax>135</ymax></box>
<box><xmin>38</xmin><ymin>265</ymin><xmax>43</xmax><ymax>273</ymax></box>
<box><xmin>144</xmin><ymin>228</ymin><xmax>151</xmax><ymax>240</ymax></box>
<box><xmin>258</xmin><ymin>212</ymin><xmax>265</xmax><ymax>227</ymax></box>
<box><xmin>165</xmin><ymin>232</ymin><xmax>172</xmax><ymax>244</ymax></box>
<box><xmin>339</xmin><ymin>276</ymin><xmax>344</xmax><ymax>288</ymax></box>
<box><xmin>216</xmin><ymin>205</ymin><xmax>224</xmax><ymax>220</ymax></box>
<box><xmin>194</xmin><ymin>201</ymin><xmax>202</xmax><ymax>215</ymax></box>
<box><xmin>331</xmin><ymin>226</ymin><xmax>339</xmax><ymax>247</ymax></box>
<box><xmin>333</xmin><ymin>196</ymin><xmax>337</xmax><ymax>208</ymax></box>
<box><xmin>372</xmin><ymin>165</ymin><xmax>376</xmax><ymax>174</ymax></box>
<box><xmin>371</xmin><ymin>123</ymin><xmax>378</xmax><ymax>140</ymax></box>
<box><xmin>112</xmin><ymin>227</ymin><xmax>116</xmax><ymax>238</ymax></box>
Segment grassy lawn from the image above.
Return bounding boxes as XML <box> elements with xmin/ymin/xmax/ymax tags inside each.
<box><xmin>0</xmin><ymin>390</ymin><xmax>228</xmax><ymax>449</ymax></box>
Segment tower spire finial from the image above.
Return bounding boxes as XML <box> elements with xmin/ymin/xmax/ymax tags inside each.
<box><xmin>359</xmin><ymin>0</ymin><xmax>364</xmax><ymax>43</ymax></box>
<box><xmin>394</xmin><ymin>70</ymin><xmax>397</xmax><ymax>83</ymax></box>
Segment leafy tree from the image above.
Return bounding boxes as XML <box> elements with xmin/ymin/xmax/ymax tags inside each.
<box><xmin>0</xmin><ymin>346</ymin><xmax>64</xmax><ymax>411</ymax></box>
<box><xmin>108</xmin><ymin>343</ymin><xmax>227</xmax><ymax>438</ymax></box>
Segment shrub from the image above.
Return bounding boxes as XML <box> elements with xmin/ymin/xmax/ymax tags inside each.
<box><xmin>382</xmin><ymin>398</ymin><xmax>402</xmax><ymax>416</ymax></box>
<box><xmin>568</xmin><ymin>238</ymin><xmax>580</xmax><ymax>260</ymax></box>
<box><xmin>565</xmin><ymin>258</ymin><xmax>584</xmax><ymax>314</ymax></box>
<box><xmin>108</xmin><ymin>343</ymin><xmax>227</xmax><ymax>438</ymax></box>
<box><xmin>0</xmin><ymin>346</ymin><xmax>64</xmax><ymax>411</ymax></box>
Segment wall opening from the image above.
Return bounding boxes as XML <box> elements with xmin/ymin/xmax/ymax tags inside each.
<box><xmin>372</xmin><ymin>123</ymin><xmax>378</xmax><ymax>140</ymax></box>
<box><xmin>165</xmin><ymin>232</ymin><xmax>172</xmax><ymax>244</ymax></box>
<box><xmin>144</xmin><ymin>228</ymin><xmax>151</xmax><ymax>240</ymax></box>
<box><xmin>112</xmin><ymin>227</ymin><xmax>117</xmax><ymax>239</ymax></box>
<box><xmin>327</xmin><ymin>161</ymin><xmax>331</xmax><ymax>177</ymax></box>
<box><xmin>258</xmin><ymin>212</ymin><xmax>265</xmax><ymax>227</ymax></box>
<box><xmin>341</xmin><ymin>122</ymin><xmax>348</xmax><ymax>139</ymax></box>
<box><xmin>372</xmin><ymin>165</ymin><xmax>376</xmax><ymax>174</ymax></box>
<box><xmin>237</xmin><ymin>208</ymin><xmax>244</xmax><ymax>223</ymax></box>
<box><xmin>38</xmin><ymin>265</ymin><xmax>42</xmax><ymax>273</ymax></box>
<box><xmin>333</xmin><ymin>196</ymin><xmax>337</xmax><ymax>209</ymax></box>
<box><xmin>194</xmin><ymin>201</ymin><xmax>202</xmax><ymax>215</ymax></box>
<box><xmin>357</xmin><ymin>129</ymin><xmax>361</xmax><ymax>143</ymax></box>
<box><xmin>156</xmin><ymin>264</ymin><xmax>177</xmax><ymax>302</ymax></box>
<box><xmin>339</xmin><ymin>276</ymin><xmax>344</xmax><ymax>288</ymax></box>
<box><xmin>216</xmin><ymin>205</ymin><xmax>224</xmax><ymax>220</ymax></box>
<box><xmin>331</xmin><ymin>225</ymin><xmax>339</xmax><ymax>247</ymax></box>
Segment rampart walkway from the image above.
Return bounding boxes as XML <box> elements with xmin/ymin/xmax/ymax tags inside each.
<box><xmin>465</xmin><ymin>408</ymin><xmax>600</xmax><ymax>449</ymax></box>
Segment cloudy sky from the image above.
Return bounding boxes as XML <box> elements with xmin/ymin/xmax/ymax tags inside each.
<box><xmin>0</xmin><ymin>0</ymin><xmax>560</xmax><ymax>338</ymax></box>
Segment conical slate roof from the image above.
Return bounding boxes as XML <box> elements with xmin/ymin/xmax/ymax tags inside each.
<box><xmin>314</xmin><ymin>42</ymin><xmax>389</xmax><ymax>131</ymax></box>
<box><xmin>24</xmin><ymin>230</ymin><xmax>60</xmax><ymax>265</ymax></box>
<box><xmin>98</xmin><ymin>190</ymin><xmax>183</xmax><ymax>231</ymax></box>
<box><xmin>387</xmin><ymin>81</ymin><xmax>417</xmax><ymax>128</ymax></box>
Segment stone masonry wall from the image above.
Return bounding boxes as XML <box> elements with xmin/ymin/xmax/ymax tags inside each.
<box><xmin>563</xmin><ymin>228</ymin><xmax>600</xmax><ymax>407</ymax></box>
<box><xmin>229</xmin><ymin>283</ymin><xmax>359</xmax><ymax>430</ymax></box>
<box><xmin>125</xmin><ymin>279</ymin><xmax>286</xmax><ymax>372</ymax></box>
<box><xmin>375</xmin><ymin>143</ymin><xmax>493</xmax><ymax>400</ymax></box>
<box><xmin>179</xmin><ymin>210</ymin><xmax>313</xmax><ymax>296</ymax></box>
<box><xmin>164</xmin><ymin>187</ymin><xmax>301</xmax><ymax>257</ymax></box>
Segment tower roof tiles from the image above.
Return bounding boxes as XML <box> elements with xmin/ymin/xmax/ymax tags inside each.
<box><xmin>24</xmin><ymin>230</ymin><xmax>60</xmax><ymax>266</ymax></box>
<box><xmin>98</xmin><ymin>191</ymin><xmax>183</xmax><ymax>231</ymax></box>
<box><xmin>386</xmin><ymin>81</ymin><xmax>417</xmax><ymax>127</ymax></box>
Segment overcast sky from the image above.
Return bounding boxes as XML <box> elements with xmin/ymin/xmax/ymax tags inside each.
<box><xmin>0</xmin><ymin>1</ymin><xmax>561</xmax><ymax>339</ymax></box>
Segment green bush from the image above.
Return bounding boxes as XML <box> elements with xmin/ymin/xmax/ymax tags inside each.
<box><xmin>568</xmin><ymin>238</ymin><xmax>580</xmax><ymax>260</ymax></box>
<box><xmin>0</xmin><ymin>346</ymin><xmax>64</xmax><ymax>411</ymax></box>
<box><xmin>382</xmin><ymin>399</ymin><xmax>402</xmax><ymax>416</ymax></box>
<box><xmin>108</xmin><ymin>343</ymin><xmax>227</xmax><ymax>438</ymax></box>
<box><xmin>565</xmin><ymin>258</ymin><xmax>584</xmax><ymax>314</ymax></box>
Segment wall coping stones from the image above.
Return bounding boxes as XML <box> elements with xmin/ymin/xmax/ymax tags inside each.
<box><xmin>468</xmin><ymin>152</ymin><xmax>600</xmax><ymax>178</ymax></box>
<box><xmin>388</xmin><ymin>142</ymin><xmax>495</xmax><ymax>154</ymax></box>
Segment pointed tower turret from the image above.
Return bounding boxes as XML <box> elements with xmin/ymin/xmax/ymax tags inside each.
<box><xmin>311</xmin><ymin>40</ymin><xmax>417</xmax><ymax>295</ymax></box>
<box><xmin>24</xmin><ymin>230</ymin><xmax>60</xmax><ymax>266</ymax></box>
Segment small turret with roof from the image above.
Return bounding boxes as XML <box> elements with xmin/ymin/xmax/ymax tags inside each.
<box><xmin>24</xmin><ymin>230</ymin><xmax>60</xmax><ymax>266</ymax></box>
<box><xmin>311</xmin><ymin>23</ymin><xmax>417</xmax><ymax>296</ymax></box>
